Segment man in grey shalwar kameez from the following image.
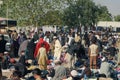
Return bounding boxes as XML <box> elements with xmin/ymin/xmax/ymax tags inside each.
<box><xmin>52</xmin><ymin>60</ymin><xmax>67</xmax><ymax>80</ymax></box>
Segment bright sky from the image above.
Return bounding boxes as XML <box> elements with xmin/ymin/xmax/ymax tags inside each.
<box><xmin>93</xmin><ymin>0</ymin><xmax>120</xmax><ymax>16</ymax></box>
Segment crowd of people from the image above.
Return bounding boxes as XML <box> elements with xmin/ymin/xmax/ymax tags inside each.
<box><xmin>0</xmin><ymin>27</ymin><xmax>120</xmax><ymax>80</ymax></box>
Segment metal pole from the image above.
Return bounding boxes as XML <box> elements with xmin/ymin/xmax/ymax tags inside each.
<box><xmin>0</xmin><ymin>0</ymin><xmax>3</xmax><ymax>8</ymax></box>
<box><xmin>0</xmin><ymin>54</ymin><xmax>3</xmax><ymax>80</ymax></box>
<box><xmin>0</xmin><ymin>61</ymin><xmax>2</xmax><ymax>80</ymax></box>
<box><xmin>6</xmin><ymin>1</ymin><xmax>8</xmax><ymax>28</ymax></box>
<box><xmin>0</xmin><ymin>1</ymin><xmax>3</xmax><ymax>79</ymax></box>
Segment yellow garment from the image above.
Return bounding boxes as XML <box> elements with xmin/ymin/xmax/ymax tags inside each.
<box><xmin>36</xmin><ymin>77</ymin><xmax>42</xmax><ymax>80</ymax></box>
<box><xmin>74</xmin><ymin>36</ymin><xmax>81</xmax><ymax>42</ymax></box>
<box><xmin>37</xmin><ymin>47</ymin><xmax>48</xmax><ymax>70</ymax></box>
<box><xmin>27</xmin><ymin>65</ymin><xmax>37</xmax><ymax>70</ymax></box>
<box><xmin>89</xmin><ymin>44</ymin><xmax>98</xmax><ymax>56</ymax></box>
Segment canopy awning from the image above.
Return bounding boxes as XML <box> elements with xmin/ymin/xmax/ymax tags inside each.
<box><xmin>0</xmin><ymin>17</ymin><xmax>17</xmax><ymax>28</ymax></box>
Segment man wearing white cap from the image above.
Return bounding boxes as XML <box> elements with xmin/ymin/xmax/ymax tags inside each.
<box><xmin>63</xmin><ymin>70</ymin><xmax>79</xmax><ymax>80</ymax></box>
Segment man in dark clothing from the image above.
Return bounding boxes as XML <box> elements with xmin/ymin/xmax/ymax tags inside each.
<box><xmin>2</xmin><ymin>52</ymin><xmax>10</xmax><ymax>69</ymax></box>
<box><xmin>0</xmin><ymin>35</ymin><xmax>7</xmax><ymax>78</ymax></box>
<box><xmin>15</xmin><ymin>62</ymin><xmax>27</xmax><ymax>77</ymax></box>
<box><xmin>25</xmin><ymin>38</ymin><xmax>36</xmax><ymax>60</ymax></box>
<box><xmin>84</xmin><ymin>32</ymin><xmax>90</xmax><ymax>47</ymax></box>
<box><xmin>60</xmin><ymin>33</ymin><xmax>66</xmax><ymax>46</ymax></box>
<box><xmin>33</xmin><ymin>32</ymin><xmax>39</xmax><ymax>42</ymax></box>
<box><xmin>9</xmin><ymin>59</ymin><xmax>27</xmax><ymax>77</ymax></box>
<box><xmin>107</xmin><ymin>42</ymin><xmax>117</xmax><ymax>59</ymax></box>
<box><xmin>80</xmin><ymin>62</ymin><xmax>91</xmax><ymax>79</ymax></box>
<box><xmin>19</xmin><ymin>51</ymin><xmax>26</xmax><ymax>65</ymax></box>
<box><xmin>11</xmin><ymin>39</ymin><xmax>20</xmax><ymax>58</ymax></box>
<box><xmin>0</xmin><ymin>35</ymin><xmax>7</xmax><ymax>53</ymax></box>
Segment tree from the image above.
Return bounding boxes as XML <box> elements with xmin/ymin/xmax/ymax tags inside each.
<box><xmin>114</xmin><ymin>15</ymin><xmax>120</xmax><ymax>21</ymax></box>
<box><xmin>0</xmin><ymin>0</ymin><xmax>63</xmax><ymax>26</ymax></box>
<box><xmin>0</xmin><ymin>0</ymin><xmax>113</xmax><ymax>27</ymax></box>
<box><xmin>97</xmin><ymin>6</ymin><xmax>112</xmax><ymax>21</ymax></box>
<box><xmin>63</xmin><ymin>0</ymin><xmax>99</xmax><ymax>28</ymax></box>
<box><xmin>41</xmin><ymin>10</ymin><xmax>63</xmax><ymax>25</ymax></box>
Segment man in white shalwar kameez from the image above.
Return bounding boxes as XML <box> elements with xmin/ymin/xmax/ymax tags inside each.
<box><xmin>53</xmin><ymin>36</ymin><xmax>62</xmax><ymax>60</ymax></box>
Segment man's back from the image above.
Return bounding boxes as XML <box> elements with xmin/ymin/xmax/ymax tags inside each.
<box><xmin>100</xmin><ymin>62</ymin><xmax>112</xmax><ymax>77</ymax></box>
<box><xmin>53</xmin><ymin>65</ymin><xmax>66</xmax><ymax>80</ymax></box>
<box><xmin>0</xmin><ymin>39</ymin><xmax>7</xmax><ymax>53</ymax></box>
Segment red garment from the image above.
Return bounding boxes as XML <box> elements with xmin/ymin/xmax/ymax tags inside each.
<box><xmin>34</xmin><ymin>38</ymin><xmax>50</xmax><ymax>58</ymax></box>
<box><xmin>47</xmin><ymin>60</ymin><xmax>51</xmax><ymax>65</ymax></box>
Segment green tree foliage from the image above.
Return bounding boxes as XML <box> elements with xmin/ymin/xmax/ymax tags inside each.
<box><xmin>114</xmin><ymin>15</ymin><xmax>120</xmax><ymax>21</ymax></box>
<box><xmin>63</xmin><ymin>0</ymin><xmax>99</xmax><ymax>27</ymax></box>
<box><xmin>0</xmin><ymin>0</ymin><xmax>113</xmax><ymax>27</ymax></box>
<box><xmin>97</xmin><ymin>6</ymin><xmax>112</xmax><ymax>21</ymax></box>
<box><xmin>0</xmin><ymin>0</ymin><xmax>64</xmax><ymax>26</ymax></box>
<box><xmin>41</xmin><ymin>10</ymin><xmax>63</xmax><ymax>25</ymax></box>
